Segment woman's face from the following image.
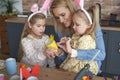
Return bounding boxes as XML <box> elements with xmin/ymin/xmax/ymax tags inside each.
<box><xmin>52</xmin><ymin>7</ymin><xmax>72</xmax><ymax>28</ymax></box>
<box><xmin>29</xmin><ymin>19</ymin><xmax>46</xmax><ymax>38</ymax></box>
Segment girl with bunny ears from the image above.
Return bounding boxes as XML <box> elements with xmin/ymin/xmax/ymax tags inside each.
<box><xmin>20</xmin><ymin>0</ymin><xmax>55</xmax><ymax>68</ymax></box>
<box><xmin>45</xmin><ymin>0</ymin><xmax>106</xmax><ymax>74</ymax></box>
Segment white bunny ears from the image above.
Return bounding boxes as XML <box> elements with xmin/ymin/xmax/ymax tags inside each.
<box><xmin>27</xmin><ymin>0</ymin><xmax>51</xmax><ymax>22</ymax></box>
<box><xmin>74</xmin><ymin>0</ymin><xmax>92</xmax><ymax>24</ymax></box>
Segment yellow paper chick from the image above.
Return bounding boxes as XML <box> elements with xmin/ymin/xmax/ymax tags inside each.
<box><xmin>49</xmin><ymin>34</ymin><xmax>54</xmax><ymax>41</ymax></box>
<box><xmin>45</xmin><ymin>34</ymin><xmax>58</xmax><ymax>53</ymax></box>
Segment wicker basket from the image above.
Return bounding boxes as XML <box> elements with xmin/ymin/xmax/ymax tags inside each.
<box><xmin>0</xmin><ymin>60</ymin><xmax>5</xmax><ymax>70</ymax></box>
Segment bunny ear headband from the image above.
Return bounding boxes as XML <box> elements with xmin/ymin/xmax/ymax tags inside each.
<box><xmin>74</xmin><ymin>0</ymin><xmax>92</xmax><ymax>24</ymax></box>
<box><xmin>27</xmin><ymin>0</ymin><xmax>51</xmax><ymax>22</ymax></box>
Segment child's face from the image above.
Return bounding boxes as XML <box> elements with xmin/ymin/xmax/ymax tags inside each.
<box><xmin>29</xmin><ymin>19</ymin><xmax>46</xmax><ymax>38</ymax></box>
<box><xmin>73</xmin><ymin>16</ymin><xmax>90</xmax><ymax>35</ymax></box>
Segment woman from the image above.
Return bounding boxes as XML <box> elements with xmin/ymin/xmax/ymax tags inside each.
<box><xmin>45</xmin><ymin>0</ymin><xmax>105</xmax><ymax>73</ymax></box>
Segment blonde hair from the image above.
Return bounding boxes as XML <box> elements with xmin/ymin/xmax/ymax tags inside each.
<box><xmin>18</xmin><ymin>13</ymin><xmax>46</xmax><ymax>61</ymax></box>
<box><xmin>73</xmin><ymin>3</ymin><xmax>100</xmax><ymax>39</ymax></box>
<box><xmin>50</xmin><ymin>0</ymin><xmax>77</xmax><ymax>35</ymax></box>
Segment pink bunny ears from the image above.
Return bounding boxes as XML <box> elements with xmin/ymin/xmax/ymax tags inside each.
<box><xmin>74</xmin><ymin>0</ymin><xmax>92</xmax><ymax>24</ymax></box>
<box><xmin>28</xmin><ymin>0</ymin><xmax>51</xmax><ymax>22</ymax></box>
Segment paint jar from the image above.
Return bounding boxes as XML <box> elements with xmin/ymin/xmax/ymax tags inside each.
<box><xmin>6</xmin><ymin>58</ymin><xmax>17</xmax><ymax>75</ymax></box>
<box><xmin>0</xmin><ymin>74</ymin><xmax>4</xmax><ymax>80</ymax></box>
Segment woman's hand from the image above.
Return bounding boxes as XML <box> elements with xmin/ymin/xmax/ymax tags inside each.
<box><xmin>57</xmin><ymin>37</ymin><xmax>72</xmax><ymax>54</ymax></box>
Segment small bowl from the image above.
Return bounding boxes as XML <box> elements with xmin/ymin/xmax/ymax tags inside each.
<box><xmin>27</xmin><ymin>76</ymin><xmax>38</xmax><ymax>80</ymax></box>
<box><xmin>10</xmin><ymin>75</ymin><xmax>20</xmax><ymax>80</ymax></box>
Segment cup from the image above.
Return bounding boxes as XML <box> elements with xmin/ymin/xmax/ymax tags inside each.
<box><xmin>6</xmin><ymin>58</ymin><xmax>17</xmax><ymax>75</ymax></box>
<box><xmin>27</xmin><ymin>76</ymin><xmax>38</xmax><ymax>80</ymax></box>
<box><xmin>0</xmin><ymin>74</ymin><xmax>4</xmax><ymax>80</ymax></box>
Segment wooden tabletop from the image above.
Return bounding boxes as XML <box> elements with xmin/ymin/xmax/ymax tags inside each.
<box><xmin>0</xmin><ymin>62</ymin><xmax>112</xmax><ymax>80</ymax></box>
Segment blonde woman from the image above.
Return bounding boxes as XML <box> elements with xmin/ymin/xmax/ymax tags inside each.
<box><xmin>45</xmin><ymin>0</ymin><xmax>106</xmax><ymax>75</ymax></box>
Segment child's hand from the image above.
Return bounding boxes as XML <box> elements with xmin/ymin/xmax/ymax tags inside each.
<box><xmin>59</xmin><ymin>37</ymin><xmax>68</xmax><ymax>44</ymax></box>
<box><xmin>66</xmin><ymin>37</ymin><xmax>72</xmax><ymax>54</ymax></box>
<box><xmin>44</xmin><ymin>48</ymin><xmax>58</xmax><ymax>58</ymax></box>
<box><xmin>57</xmin><ymin>37</ymin><xmax>68</xmax><ymax>52</ymax></box>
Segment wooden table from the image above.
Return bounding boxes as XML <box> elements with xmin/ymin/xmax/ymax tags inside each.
<box><xmin>0</xmin><ymin>62</ymin><xmax>112</xmax><ymax>80</ymax></box>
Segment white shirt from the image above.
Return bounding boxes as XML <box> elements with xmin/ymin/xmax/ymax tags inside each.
<box><xmin>21</xmin><ymin>34</ymin><xmax>55</xmax><ymax>68</ymax></box>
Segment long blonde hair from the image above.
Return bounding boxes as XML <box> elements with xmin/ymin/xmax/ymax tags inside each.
<box><xmin>50</xmin><ymin>0</ymin><xmax>77</xmax><ymax>35</ymax></box>
<box><xmin>18</xmin><ymin>13</ymin><xmax>46</xmax><ymax>61</ymax></box>
<box><xmin>73</xmin><ymin>3</ymin><xmax>100</xmax><ymax>39</ymax></box>
<box><xmin>88</xmin><ymin>3</ymin><xmax>100</xmax><ymax>39</ymax></box>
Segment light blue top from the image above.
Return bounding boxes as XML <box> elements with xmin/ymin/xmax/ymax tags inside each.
<box><xmin>55</xmin><ymin>24</ymin><xmax>106</xmax><ymax>73</ymax></box>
